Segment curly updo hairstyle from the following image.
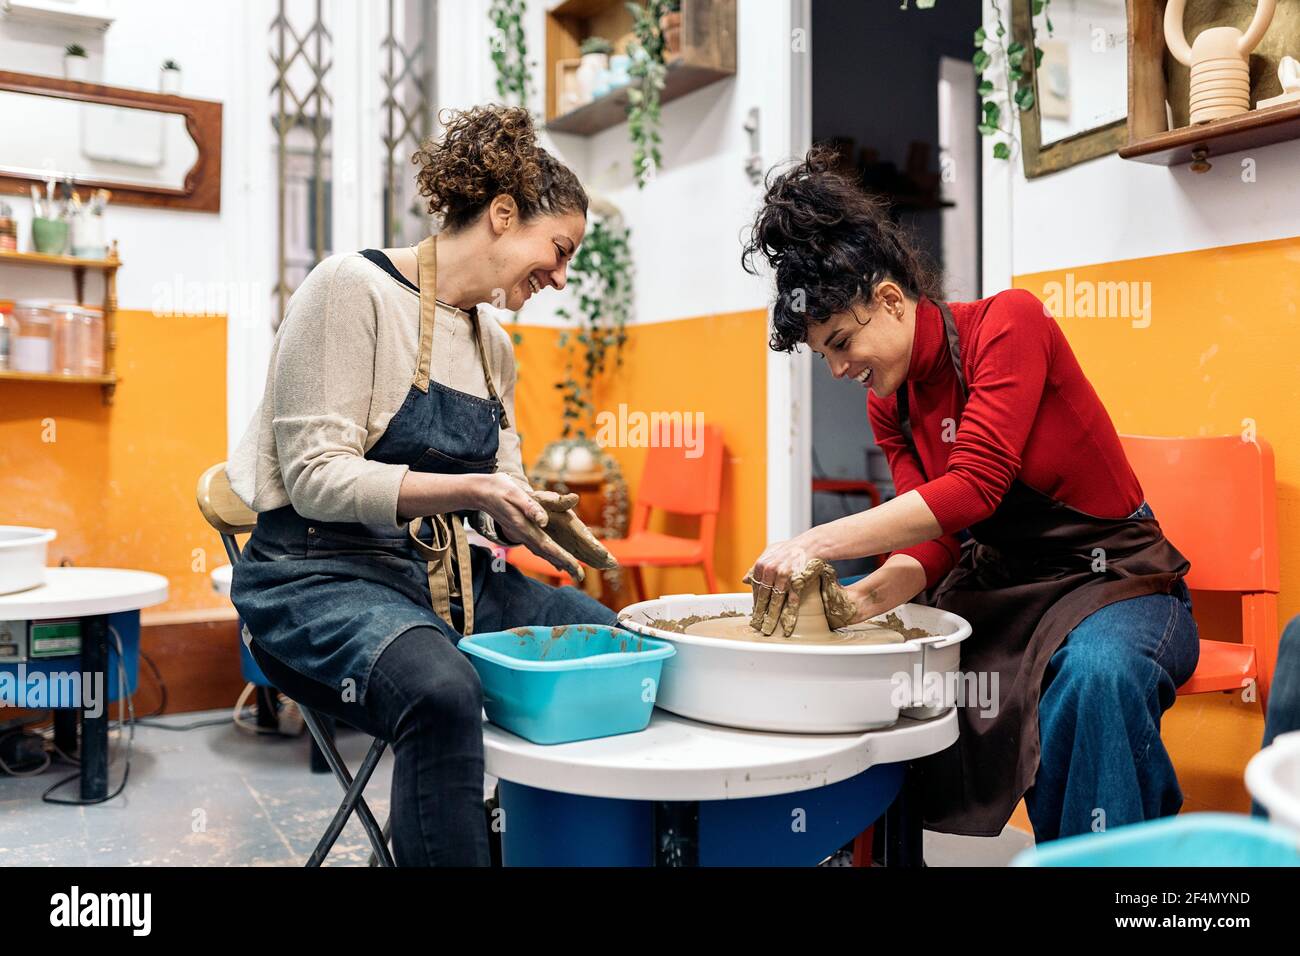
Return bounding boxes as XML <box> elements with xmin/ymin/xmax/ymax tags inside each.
<box><xmin>412</xmin><ymin>104</ymin><xmax>588</xmax><ymax>232</ymax></box>
<box><xmin>742</xmin><ymin>144</ymin><xmax>942</xmax><ymax>353</ymax></box>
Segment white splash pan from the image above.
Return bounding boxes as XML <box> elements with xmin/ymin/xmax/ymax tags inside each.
<box><xmin>0</xmin><ymin>526</ymin><xmax>56</xmax><ymax>596</ymax></box>
<box><xmin>618</xmin><ymin>592</ymin><xmax>971</xmax><ymax>733</ymax></box>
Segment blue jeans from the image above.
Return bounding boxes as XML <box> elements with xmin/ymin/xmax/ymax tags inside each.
<box><xmin>1252</xmin><ymin>616</ymin><xmax>1300</xmax><ymax>816</ymax></box>
<box><xmin>1025</xmin><ymin>575</ymin><xmax>1199</xmax><ymax>842</ymax></box>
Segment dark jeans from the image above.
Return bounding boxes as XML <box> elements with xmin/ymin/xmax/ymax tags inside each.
<box><xmin>250</xmin><ymin>559</ymin><xmax>617</xmax><ymax>867</ymax></box>
<box><xmin>1025</xmin><ymin>579</ymin><xmax>1200</xmax><ymax>842</ymax></box>
<box><xmin>252</xmin><ymin>626</ymin><xmax>489</xmax><ymax>866</ymax></box>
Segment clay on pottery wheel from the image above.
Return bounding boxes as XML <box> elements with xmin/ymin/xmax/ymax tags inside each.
<box><xmin>685</xmin><ymin>559</ymin><xmax>905</xmax><ymax>645</ymax></box>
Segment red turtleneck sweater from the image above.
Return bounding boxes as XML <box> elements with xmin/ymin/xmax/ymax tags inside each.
<box><xmin>866</xmin><ymin>289</ymin><xmax>1143</xmax><ymax>588</ymax></box>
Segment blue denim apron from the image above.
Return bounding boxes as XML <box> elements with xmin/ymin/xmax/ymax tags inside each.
<box><xmin>230</xmin><ymin>236</ymin><xmax>508</xmax><ymax>703</ymax></box>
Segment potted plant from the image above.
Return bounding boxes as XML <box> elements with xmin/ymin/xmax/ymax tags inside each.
<box><xmin>577</xmin><ymin>35</ymin><xmax>613</xmax><ymax>104</ymax></box>
<box><xmin>660</xmin><ymin>0</ymin><xmax>682</xmax><ymax>59</ymax></box>
<box><xmin>160</xmin><ymin>58</ymin><xmax>182</xmax><ymax>94</ymax></box>
<box><xmin>63</xmin><ymin>44</ymin><xmax>88</xmax><ymax>81</ymax></box>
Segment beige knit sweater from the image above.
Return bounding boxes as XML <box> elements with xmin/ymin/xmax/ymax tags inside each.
<box><xmin>228</xmin><ymin>251</ymin><xmax>530</xmax><ymax>534</ymax></box>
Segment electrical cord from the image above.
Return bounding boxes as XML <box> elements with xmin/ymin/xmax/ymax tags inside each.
<box><xmin>0</xmin><ymin>727</ymin><xmax>53</xmax><ymax>777</ymax></box>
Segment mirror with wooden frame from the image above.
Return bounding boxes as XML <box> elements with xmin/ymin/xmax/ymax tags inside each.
<box><xmin>0</xmin><ymin>70</ymin><xmax>222</xmax><ymax>212</ymax></box>
<box><xmin>1012</xmin><ymin>0</ymin><xmax>1129</xmax><ymax>178</ymax></box>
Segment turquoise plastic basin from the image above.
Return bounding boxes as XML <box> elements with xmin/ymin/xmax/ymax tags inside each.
<box><xmin>458</xmin><ymin>625</ymin><xmax>675</xmax><ymax>745</ymax></box>
<box><xmin>1012</xmin><ymin>813</ymin><xmax>1300</xmax><ymax>867</ymax></box>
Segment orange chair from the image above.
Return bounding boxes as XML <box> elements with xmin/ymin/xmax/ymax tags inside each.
<box><xmin>1120</xmin><ymin>435</ymin><xmax>1280</xmax><ymax>709</ymax></box>
<box><xmin>510</xmin><ymin>424</ymin><xmax>726</xmax><ymax>602</ymax></box>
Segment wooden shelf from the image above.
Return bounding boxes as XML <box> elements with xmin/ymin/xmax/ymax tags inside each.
<box><xmin>1123</xmin><ymin>0</ymin><xmax>1300</xmax><ymax>171</ymax></box>
<box><xmin>0</xmin><ymin>370</ymin><xmax>116</xmax><ymax>386</ymax></box>
<box><xmin>0</xmin><ymin>240</ymin><xmax>121</xmax><ymax>404</ymax></box>
<box><xmin>0</xmin><ymin>249</ymin><xmax>121</xmax><ymax>270</ymax></box>
<box><xmin>548</xmin><ymin>60</ymin><xmax>734</xmax><ymax>135</ymax></box>
<box><xmin>545</xmin><ymin>0</ymin><xmax>735</xmax><ymax>135</ymax></box>
<box><xmin>1119</xmin><ymin>99</ymin><xmax>1300</xmax><ymax>168</ymax></box>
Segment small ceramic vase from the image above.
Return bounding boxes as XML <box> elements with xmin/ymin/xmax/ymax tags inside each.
<box><xmin>1165</xmin><ymin>0</ymin><xmax>1276</xmax><ymax>124</ymax></box>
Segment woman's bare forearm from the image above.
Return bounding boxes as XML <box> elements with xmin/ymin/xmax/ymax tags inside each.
<box><xmin>395</xmin><ymin>471</ymin><xmax>480</xmax><ymax>521</ymax></box>
<box><xmin>801</xmin><ymin>489</ymin><xmax>943</xmax><ymax>560</ymax></box>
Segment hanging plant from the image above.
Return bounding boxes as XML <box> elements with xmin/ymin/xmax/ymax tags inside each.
<box><xmin>974</xmin><ymin>0</ymin><xmax>1053</xmax><ymax>161</ymax></box>
<box><xmin>488</xmin><ymin>0</ymin><xmax>534</xmax><ymax>108</ymax></box>
<box><xmin>553</xmin><ymin>212</ymin><xmax>633</xmax><ymax>438</ymax></box>
<box><xmin>626</xmin><ymin>0</ymin><xmax>672</xmax><ymax>188</ymax></box>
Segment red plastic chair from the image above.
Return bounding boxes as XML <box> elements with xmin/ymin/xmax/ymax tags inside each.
<box><xmin>510</xmin><ymin>424</ymin><xmax>726</xmax><ymax>602</ymax></box>
<box><xmin>1120</xmin><ymin>435</ymin><xmax>1280</xmax><ymax>709</ymax></box>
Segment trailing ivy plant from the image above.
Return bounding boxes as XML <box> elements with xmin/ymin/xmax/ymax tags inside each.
<box><xmin>626</xmin><ymin>0</ymin><xmax>672</xmax><ymax>188</ymax></box>
<box><xmin>974</xmin><ymin>0</ymin><xmax>1053</xmax><ymax>161</ymax></box>
<box><xmin>553</xmin><ymin>214</ymin><xmax>634</xmax><ymax>437</ymax></box>
<box><xmin>488</xmin><ymin>0</ymin><xmax>534</xmax><ymax>108</ymax></box>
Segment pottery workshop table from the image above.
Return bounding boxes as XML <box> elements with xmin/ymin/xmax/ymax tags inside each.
<box><xmin>484</xmin><ymin>707</ymin><xmax>958</xmax><ymax>866</ymax></box>
<box><xmin>0</xmin><ymin>568</ymin><xmax>168</xmax><ymax>801</ymax></box>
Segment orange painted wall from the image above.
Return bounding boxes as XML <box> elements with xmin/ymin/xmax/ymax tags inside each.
<box><xmin>1013</xmin><ymin>235</ymin><xmax>1300</xmax><ymax>813</ymax></box>
<box><xmin>0</xmin><ymin>309</ymin><xmax>228</xmax><ymax>614</ymax></box>
<box><xmin>512</xmin><ymin>308</ymin><xmax>769</xmax><ymax>598</ymax></box>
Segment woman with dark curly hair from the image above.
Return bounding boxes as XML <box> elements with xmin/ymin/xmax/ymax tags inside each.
<box><xmin>742</xmin><ymin>147</ymin><xmax>1199</xmax><ymax>843</ymax></box>
<box><xmin>226</xmin><ymin>105</ymin><xmax>618</xmax><ymax>866</ymax></box>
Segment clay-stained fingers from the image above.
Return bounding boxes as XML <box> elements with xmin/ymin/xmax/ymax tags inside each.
<box><xmin>748</xmin><ymin>574</ymin><xmax>774</xmax><ymax>631</ymax></box>
<box><xmin>531</xmin><ymin>489</ymin><xmax>580</xmax><ymax>513</ymax></box>
<box><xmin>546</xmin><ymin>512</ymin><xmax>618</xmax><ymax>570</ymax></box>
<box><xmin>758</xmin><ymin>586</ymin><xmax>790</xmax><ymax>636</ymax></box>
<box><xmin>820</xmin><ymin>575</ymin><xmax>856</xmax><ymax>630</ymax></box>
<box><xmin>515</xmin><ymin>522</ymin><xmax>585</xmax><ymax>582</ymax></box>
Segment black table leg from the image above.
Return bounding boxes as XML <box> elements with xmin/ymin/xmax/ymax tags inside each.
<box><xmin>53</xmin><ymin>708</ymin><xmax>78</xmax><ymax>758</ymax></box>
<box><xmin>882</xmin><ymin>763</ymin><xmax>925</xmax><ymax>868</ymax></box>
<box><xmin>653</xmin><ymin>801</ymin><xmax>700</xmax><ymax>867</ymax></box>
<box><xmin>80</xmin><ymin>614</ymin><xmax>110</xmax><ymax>801</ymax></box>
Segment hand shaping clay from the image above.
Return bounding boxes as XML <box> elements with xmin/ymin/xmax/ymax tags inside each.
<box><xmin>688</xmin><ymin>558</ymin><xmax>902</xmax><ymax>644</ymax></box>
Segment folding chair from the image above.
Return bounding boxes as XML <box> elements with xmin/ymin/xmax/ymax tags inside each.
<box><xmin>196</xmin><ymin>462</ymin><xmax>395</xmax><ymax>867</ymax></box>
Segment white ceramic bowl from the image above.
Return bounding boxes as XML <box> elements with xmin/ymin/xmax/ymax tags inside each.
<box><xmin>0</xmin><ymin>526</ymin><xmax>57</xmax><ymax>596</ymax></box>
<box><xmin>1246</xmin><ymin>730</ymin><xmax>1300</xmax><ymax>837</ymax></box>
<box><xmin>618</xmin><ymin>593</ymin><xmax>971</xmax><ymax>733</ymax></box>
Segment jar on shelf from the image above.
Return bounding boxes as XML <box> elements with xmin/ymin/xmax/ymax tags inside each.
<box><xmin>11</xmin><ymin>299</ymin><xmax>54</xmax><ymax>373</ymax></box>
<box><xmin>51</xmin><ymin>303</ymin><xmax>84</xmax><ymax>375</ymax></box>
<box><xmin>0</xmin><ymin>200</ymin><xmax>16</xmax><ymax>252</ymax></box>
<box><xmin>79</xmin><ymin>306</ymin><xmax>104</xmax><ymax>375</ymax></box>
<box><xmin>0</xmin><ymin>303</ymin><xmax>13</xmax><ymax>371</ymax></box>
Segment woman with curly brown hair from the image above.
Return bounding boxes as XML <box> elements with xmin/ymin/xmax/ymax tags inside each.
<box><xmin>226</xmin><ymin>105</ymin><xmax>618</xmax><ymax>866</ymax></box>
<box><xmin>742</xmin><ymin>147</ymin><xmax>1199</xmax><ymax>844</ymax></box>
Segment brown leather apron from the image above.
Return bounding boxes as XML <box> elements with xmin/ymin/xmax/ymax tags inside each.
<box><xmin>898</xmin><ymin>301</ymin><xmax>1190</xmax><ymax>836</ymax></box>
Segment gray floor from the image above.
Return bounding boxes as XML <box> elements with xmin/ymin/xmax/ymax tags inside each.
<box><xmin>0</xmin><ymin>711</ymin><xmax>1032</xmax><ymax>866</ymax></box>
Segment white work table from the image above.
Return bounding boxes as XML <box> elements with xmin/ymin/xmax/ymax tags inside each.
<box><xmin>483</xmin><ymin>707</ymin><xmax>957</xmax><ymax>802</ymax></box>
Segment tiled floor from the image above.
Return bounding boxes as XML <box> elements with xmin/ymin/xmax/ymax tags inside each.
<box><xmin>0</xmin><ymin>712</ymin><xmax>1033</xmax><ymax>866</ymax></box>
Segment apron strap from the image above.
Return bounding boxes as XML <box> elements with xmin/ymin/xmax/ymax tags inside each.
<box><xmin>407</xmin><ymin>235</ymin><xmax>498</xmax><ymax>635</ymax></box>
<box><xmin>406</xmin><ymin>515</ymin><xmax>476</xmax><ymax>637</ymax></box>
<box><xmin>413</xmin><ymin>236</ymin><xmax>438</xmax><ymax>392</ymax></box>
<box><xmin>897</xmin><ymin>298</ymin><xmax>967</xmax><ymax>461</ymax></box>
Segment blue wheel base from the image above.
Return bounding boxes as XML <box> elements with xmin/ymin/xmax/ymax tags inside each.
<box><xmin>498</xmin><ymin>761</ymin><xmax>903</xmax><ymax>866</ymax></box>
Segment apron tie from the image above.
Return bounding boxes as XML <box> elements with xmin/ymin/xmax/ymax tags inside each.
<box><xmin>407</xmin><ymin>515</ymin><xmax>475</xmax><ymax>636</ymax></box>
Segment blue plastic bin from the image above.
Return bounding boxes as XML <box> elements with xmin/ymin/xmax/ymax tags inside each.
<box><xmin>458</xmin><ymin>625</ymin><xmax>675</xmax><ymax>745</ymax></box>
<box><xmin>1012</xmin><ymin>813</ymin><xmax>1300</xmax><ymax>867</ymax></box>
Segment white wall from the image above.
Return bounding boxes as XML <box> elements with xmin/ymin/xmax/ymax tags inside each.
<box><xmin>979</xmin><ymin>1</ymin><xmax>1300</xmax><ymax>282</ymax></box>
<box><xmin>436</xmin><ymin>0</ymin><xmax>811</xmax><ymax>540</ymax></box>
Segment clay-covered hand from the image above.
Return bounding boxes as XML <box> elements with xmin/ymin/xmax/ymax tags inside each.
<box><xmin>743</xmin><ymin>557</ymin><xmax>855</xmax><ymax>638</ymax></box>
<box><xmin>527</xmin><ymin>489</ymin><xmax>619</xmax><ymax>583</ymax></box>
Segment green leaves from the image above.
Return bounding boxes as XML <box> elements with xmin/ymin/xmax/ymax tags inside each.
<box><xmin>488</xmin><ymin>0</ymin><xmax>534</xmax><ymax>107</ymax></box>
<box><xmin>974</xmin><ymin>0</ymin><xmax>1051</xmax><ymax>161</ymax></box>
<box><xmin>555</xmin><ymin>215</ymin><xmax>634</xmax><ymax>433</ymax></box>
<box><xmin>625</xmin><ymin>1</ymin><xmax>672</xmax><ymax>188</ymax></box>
